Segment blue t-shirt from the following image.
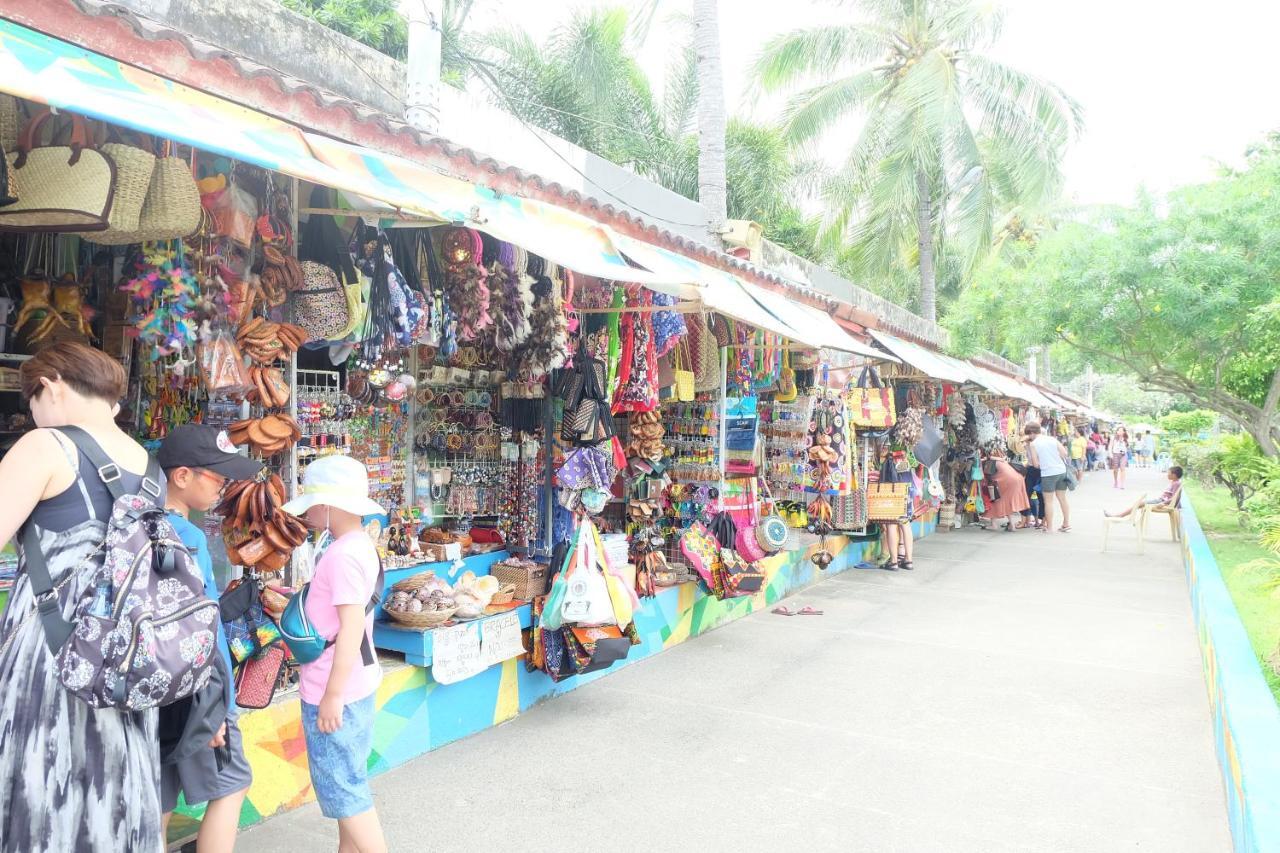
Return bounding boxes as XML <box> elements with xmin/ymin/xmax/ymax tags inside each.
<box><xmin>168</xmin><ymin>511</ymin><xmax>236</xmax><ymax>719</ymax></box>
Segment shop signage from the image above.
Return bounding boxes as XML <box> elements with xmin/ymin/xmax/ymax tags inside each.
<box><xmin>480</xmin><ymin>611</ymin><xmax>526</xmax><ymax>666</ymax></box>
<box><xmin>431</xmin><ymin>622</ymin><xmax>484</xmax><ymax>684</ymax></box>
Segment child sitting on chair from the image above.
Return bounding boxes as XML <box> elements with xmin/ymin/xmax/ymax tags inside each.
<box><xmin>1104</xmin><ymin>466</ymin><xmax>1183</xmax><ymax>518</ymax></box>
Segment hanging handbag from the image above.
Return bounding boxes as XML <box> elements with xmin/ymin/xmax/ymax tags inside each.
<box><xmin>689</xmin><ymin>312</ymin><xmax>722</xmax><ymax>392</ymax></box>
<box><xmin>673</xmin><ymin>339</ymin><xmax>696</xmax><ymax>402</ymax></box>
<box><xmin>125</xmin><ymin>140</ymin><xmax>201</xmax><ymax>244</ymax></box>
<box><xmin>0</xmin><ymin>108</ymin><xmax>116</xmax><ymax>232</ymax></box>
<box><xmin>93</xmin><ymin>129</ymin><xmax>157</xmax><ymax>244</ymax></box>
<box><xmin>234</xmin><ymin>643</ymin><xmax>287</xmax><ymax>710</ymax></box>
<box><xmin>715</xmin><ymin>548</ymin><xmax>766</xmax><ymax>598</ymax></box>
<box><xmin>679</xmin><ymin>521</ymin><xmax>720</xmax><ymax>588</ymax></box>
<box><xmin>846</xmin><ymin>366</ymin><xmax>896</xmax><ymax>428</ymax></box>
<box><xmin>749</xmin><ymin>477</ymin><xmax>789</xmax><ymax>553</ymax></box>
<box><xmin>833</xmin><ymin>490</ymin><xmax>868</xmax><ymax>530</ymax></box>
<box><xmin>866</xmin><ymin>482</ymin><xmax>910</xmax><ymax>522</ymax></box>
<box><xmin>0</xmin><ymin>139</ymin><xmax>15</xmax><ymax>208</ymax></box>
<box><xmin>776</xmin><ymin>349</ymin><xmax>797</xmax><ymax>402</ymax></box>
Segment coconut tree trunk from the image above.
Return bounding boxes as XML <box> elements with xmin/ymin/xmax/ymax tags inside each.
<box><xmin>915</xmin><ymin>169</ymin><xmax>937</xmax><ymax>323</ymax></box>
<box><xmin>694</xmin><ymin>0</ymin><xmax>728</xmax><ymax>245</ymax></box>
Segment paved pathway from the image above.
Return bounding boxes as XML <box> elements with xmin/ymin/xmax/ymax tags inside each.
<box><xmin>243</xmin><ymin>467</ymin><xmax>1229</xmax><ymax>852</ymax></box>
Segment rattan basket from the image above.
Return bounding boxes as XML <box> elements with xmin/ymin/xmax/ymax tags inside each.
<box><xmin>490</xmin><ymin>560</ymin><xmax>547</xmax><ymax>601</ymax></box>
<box><xmin>382</xmin><ymin>604</ymin><xmax>456</xmax><ymax>629</ymax></box>
<box><xmin>489</xmin><ymin>583</ymin><xmax>516</xmax><ymax>606</ymax></box>
<box><xmin>392</xmin><ymin>571</ymin><xmax>441</xmax><ymax>593</ymax></box>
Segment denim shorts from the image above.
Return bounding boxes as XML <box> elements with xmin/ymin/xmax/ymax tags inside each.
<box><xmin>301</xmin><ymin>693</ymin><xmax>377</xmax><ymax>819</ymax></box>
<box><xmin>1040</xmin><ymin>472</ymin><xmax>1070</xmax><ymax>492</ymax></box>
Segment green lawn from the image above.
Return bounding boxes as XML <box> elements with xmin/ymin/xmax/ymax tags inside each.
<box><xmin>1184</xmin><ymin>481</ymin><xmax>1280</xmax><ymax>703</ymax></box>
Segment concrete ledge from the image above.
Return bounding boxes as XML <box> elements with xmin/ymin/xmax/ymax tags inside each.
<box><xmin>1180</xmin><ymin>495</ymin><xmax>1280</xmax><ymax>852</ymax></box>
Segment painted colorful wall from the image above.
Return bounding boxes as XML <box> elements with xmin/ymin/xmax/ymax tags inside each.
<box><xmin>1179</xmin><ymin>497</ymin><xmax>1280</xmax><ymax>853</ymax></box>
<box><xmin>171</xmin><ymin>518</ymin><xmax>934</xmax><ymax>834</ymax></box>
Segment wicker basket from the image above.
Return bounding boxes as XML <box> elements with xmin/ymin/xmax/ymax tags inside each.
<box><xmin>392</xmin><ymin>571</ymin><xmax>441</xmax><ymax>593</ymax></box>
<box><xmin>94</xmin><ymin>142</ymin><xmax>156</xmax><ymax>243</ymax></box>
<box><xmin>382</xmin><ymin>604</ymin><xmax>457</xmax><ymax>629</ymax></box>
<box><xmin>490</xmin><ymin>560</ymin><xmax>547</xmax><ymax>601</ymax></box>
<box><xmin>489</xmin><ymin>583</ymin><xmax>517</xmax><ymax>606</ymax></box>
<box><xmin>937</xmin><ymin>501</ymin><xmax>956</xmax><ymax>532</ymax></box>
<box><xmin>0</xmin><ymin>95</ymin><xmax>20</xmax><ymax>151</ymax></box>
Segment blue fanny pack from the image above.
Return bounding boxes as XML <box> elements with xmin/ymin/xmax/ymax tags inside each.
<box><xmin>278</xmin><ymin>559</ymin><xmax>384</xmax><ymax>665</ymax></box>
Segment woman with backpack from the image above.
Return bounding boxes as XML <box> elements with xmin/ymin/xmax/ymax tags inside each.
<box><xmin>0</xmin><ymin>342</ymin><xmax>166</xmax><ymax>852</ymax></box>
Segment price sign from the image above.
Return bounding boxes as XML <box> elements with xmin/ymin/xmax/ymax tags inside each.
<box><xmin>431</xmin><ymin>622</ymin><xmax>484</xmax><ymax>685</ymax></box>
<box><xmin>480</xmin><ymin>610</ymin><xmax>526</xmax><ymax>666</ymax></box>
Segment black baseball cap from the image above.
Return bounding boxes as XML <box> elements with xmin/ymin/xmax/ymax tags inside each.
<box><xmin>157</xmin><ymin>424</ymin><xmax>264</xmax><ymax>480</ymax></box>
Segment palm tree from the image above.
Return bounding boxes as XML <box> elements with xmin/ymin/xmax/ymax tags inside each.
<box><xmin>480</xmin><ymin>7</ymin><xmax>825</xmax><ymax>258</ymax></box>
<box><xmin>754</xmin><ymin>0</ymin><xmax>1082</xmax><ymax>322</ymax></box>
<box><xmin>693</xmin><ymin>0</ymin><xmax>728</xmax><ymax>243</ymax></box>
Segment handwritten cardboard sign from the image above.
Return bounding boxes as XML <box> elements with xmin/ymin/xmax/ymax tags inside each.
<box><xmin>480</xmin><ymin>610</ymin><xmax>526</xmax><ymax>666</ymax></box>
<box><xmin>431</xmin><ymin>622</ymin><xmax>483</xmax><ymax>685</ymax></box>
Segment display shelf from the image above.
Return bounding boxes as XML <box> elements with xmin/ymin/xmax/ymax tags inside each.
<box><xmin>373</xmin><ymin>603</ymin><xmax>533</xmax><ymax>668</ymax></box>
<box><xmin>377</xmin><ymin>549</ymin><xmax>511</xmax><ymax>600</ymax></box>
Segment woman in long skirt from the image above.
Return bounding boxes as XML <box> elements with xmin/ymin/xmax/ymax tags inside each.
<box><xmin>0</xmin><ymin>344</ymin><xmax>163</xmax><ymax>852</ymax></box>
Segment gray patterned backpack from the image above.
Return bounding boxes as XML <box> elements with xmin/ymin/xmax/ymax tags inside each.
<box><xmin>21</xmin><ymin>427</ymin><xmax>219</xmax><ymax>710</ymax></box>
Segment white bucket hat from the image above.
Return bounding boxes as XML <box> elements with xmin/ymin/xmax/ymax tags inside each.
<box><xmin>281</xmin><ymin>455</ymin><xmax>385</xmax><ymax>518</ymax></box>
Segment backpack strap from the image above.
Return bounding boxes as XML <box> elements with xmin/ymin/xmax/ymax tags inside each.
<box><xmin>22</xmin><ymin>429</ymin><xmax>163</xmax><ymax>655</ymax></box>
<box><xmin>55</xmin><ymin>425</ymin><xmax>164</xmax><ymax>504</ymax></box>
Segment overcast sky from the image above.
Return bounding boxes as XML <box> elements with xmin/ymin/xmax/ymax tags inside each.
<box><xmin>482</xmin><ymin>0</ymin><xmax>1280</xmax><ymax>206</ymax></box>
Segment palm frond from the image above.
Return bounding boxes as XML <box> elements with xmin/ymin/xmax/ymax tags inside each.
<box><xmin>780</xmin><ymin>70</ymin><xmax>888</xmax><ymax>145</ymax></box>
<box><xmin>753</xmin><ymin>25</ymin><xmax>894</xmax><ymax>92</ymax></box>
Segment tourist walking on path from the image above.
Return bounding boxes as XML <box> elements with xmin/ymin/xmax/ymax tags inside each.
<box><xmin>0</xmin><ymin>343</ymin><xmax>165</xmax><ymax>852</ymax></box>
<box><xmin>280</xmin><ymin>455</ymin><xmax>389</xmax><ymax>853</ymax></box>
<box><xmin>1109</xmin><ymin>429</ymin><xmax>1130</xmax><ymax>488</ymax></box>
<box><xmin>1070</xmin><ymin>429</ymin><xmax>1088</xmax><ymax>481</ymax></box>
<box><xmin>1027</xmin><ymin>422</ymin><xmax>1072</xmax><ymax>533</ymax></box>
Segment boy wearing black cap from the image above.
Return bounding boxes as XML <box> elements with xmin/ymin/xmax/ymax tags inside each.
<box><xmin>158</xmin><ymin>424</ymin><xmax>262</xmax><ymax>851</ymax></box>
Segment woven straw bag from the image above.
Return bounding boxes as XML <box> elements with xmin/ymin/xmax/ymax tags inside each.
<box><xmin>0</xmin><ymin>95</ymin><xmax>20</xmax><ymax>151</ymax></box>
<box><xmin>94</xmin><ymin>135</ymin><xmax>157</xmax><ymax>244</ymax></box>
<box><xmin>135</xmin><ymin>150</ymin><xmax>201</xmax><ymax>241</ymax></box>
<box><xmin>690</xmin><ymin>313</ymin><xmax>721</xmax><ymax>392</ymax></box>
<box><xmin>0</xmin><ymin>108</ymin><xmax>115</xmax><ymax>233</ymax></box>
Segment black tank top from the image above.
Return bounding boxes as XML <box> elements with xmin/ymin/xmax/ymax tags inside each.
<box><xmin>28</xmin><ymin>432</ymin><xmax>145</xmax><ymax>532</ymax></box>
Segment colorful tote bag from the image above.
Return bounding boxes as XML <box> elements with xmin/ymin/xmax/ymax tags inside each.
<box><xmin>847</xmin><ymin>366</ymin><xmax>896</xmax><ymax>428</ymax></box>
<box><xmin>679</xmin><ymin>521</ymin><xmax>720</xmax><ymax>588</ymax></box>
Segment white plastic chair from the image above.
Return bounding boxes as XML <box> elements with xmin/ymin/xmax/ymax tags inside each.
<box><xmin>1141</xmin><ymin>485</ymin><xmax>1183</xmax><ymax>543</ymax></box>
<box><xmin>1102</xmin><ymin>493</ymin><xmax>1148</xmax><ymax>553</ymax></box>
<box><xmin>1155</xmin><ymin>452</ymin><xmax>1173</xmax><ymax>472</ymax></box>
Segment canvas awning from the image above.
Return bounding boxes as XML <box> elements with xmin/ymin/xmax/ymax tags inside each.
<box><xmin>743</xmin><ymin>286</ymin><xmax>898</xmax><ymax>361</ymax></box>
<box><xmin>868</xmin><ymin>330</ymin><xmax>978</xmax><ymax>384</ymax></box>
<box><xmin>0</xmin><ymin>20</ymin><xmax>711</xmax><ymax>292</ymax></box>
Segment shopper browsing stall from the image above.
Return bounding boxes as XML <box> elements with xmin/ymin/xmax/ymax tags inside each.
<box><xmin>1027</xmin><ymin>422</ymin><xmax>1072</xmax><ymax>533</ymax></box>
<box><xmin>279</xmin><ymin>455</ymin><xmax>388</xmax><ymax>853</ymax></box>
<box><xmin>0</xmin><ymin>342</ymin><xmax>164</xmax><ymax>852</ymax></box>
<box><xmin>157</xmin><ymin>425</ymin><xmax>263</xmax><ymax>853</ymax></box>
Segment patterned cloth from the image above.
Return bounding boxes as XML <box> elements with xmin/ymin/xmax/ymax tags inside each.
<box><xmin>0</xmin><ymin>519</ymin><xmax>163</xmax><ymax>852</ymax></box>
<box><xmin>650</xmin><ymin>292</ymin><xmax>687</xmax><ymax>357</ymax></box>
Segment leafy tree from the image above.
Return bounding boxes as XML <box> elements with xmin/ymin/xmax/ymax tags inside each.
<box><xmin>1161</xmin><ymin>409</ymin><xmax>1217</xmax><ymax>437</ymax></box>
<box><xmin>753</xmin><ymin>0</ymin><xmax>1081</xmax><ymax>322</ymax></box>
<box><xmin>949</xmin><ymin>137</ymin><xmax>1280</xmax><ymax>455</ymax></box>
<box><xmin>281</xmin><ymin>0</ymin><xmax>483</xmax><ymax>83</ymax></box>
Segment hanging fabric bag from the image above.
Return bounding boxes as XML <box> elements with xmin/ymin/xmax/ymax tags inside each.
<box><xmin>673</xmin><ymin>339</ymin><xmax>696</xmax><ymax>402</ymax></box>
<box><xmin>847</xmin><ymin>366</ymin><xmax>896</xmax><ymax>428</ymax></box>
<box><xmin>0</xmin><ymin>108</ymin><xmax>116</xmax><ymax>232</ymax></box>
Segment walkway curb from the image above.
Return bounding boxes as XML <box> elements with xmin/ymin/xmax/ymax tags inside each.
<box><xmin>1180</xmin><ymin>495</ymin><xmax>1280</xmax><ymax>852</ymax></box>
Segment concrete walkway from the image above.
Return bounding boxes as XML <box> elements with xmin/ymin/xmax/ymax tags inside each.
<box><xmin>243</xmin><ymin>467</ymin><xmax>1229</xmax><ymax>852</ymax></box>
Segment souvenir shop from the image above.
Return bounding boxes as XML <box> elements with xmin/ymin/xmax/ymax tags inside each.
<box><xmin>0</xmin><ymin>45</ymin><xmax>946</xmax><ymax>826</ymax></box>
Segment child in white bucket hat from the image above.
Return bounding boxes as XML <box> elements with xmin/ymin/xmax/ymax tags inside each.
<box><xmin>280</xmin><ymin>455</ymin><xmax>388</xmax><ymax>851</ymax></box>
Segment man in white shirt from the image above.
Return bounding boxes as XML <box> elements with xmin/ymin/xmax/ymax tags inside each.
<box><xmin>1027</xmin><ymin>422</ymin><xmax>1072</xmax><ymax>533</ymax></box>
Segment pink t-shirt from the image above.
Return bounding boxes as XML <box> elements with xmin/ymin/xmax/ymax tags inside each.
<box><xmin>298</xmin><ymin>532</ymin><xmax>383</xmax><ymax>706</ymax></box>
